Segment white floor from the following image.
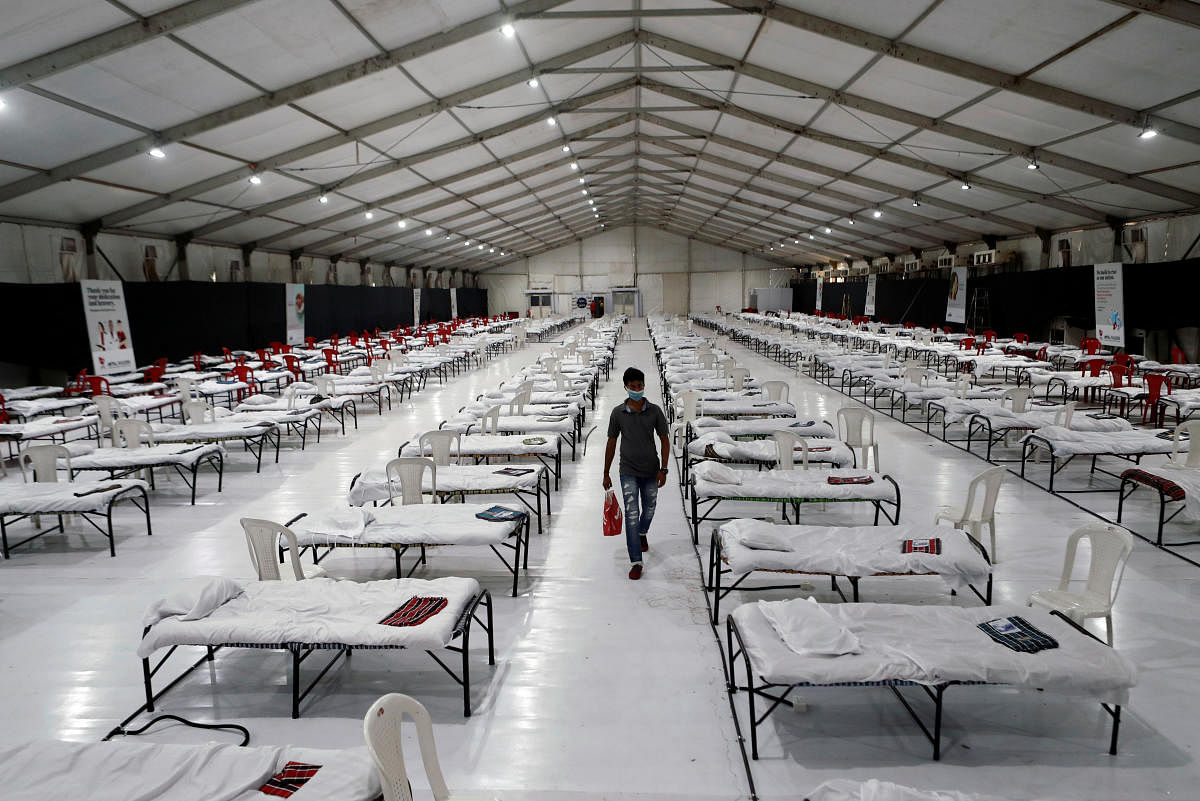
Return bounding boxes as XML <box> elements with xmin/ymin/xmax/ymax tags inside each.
<box><xmin>1</xmin><ymin>320</ymin><xmax>1198</xmax><ymax>800</ymax></box>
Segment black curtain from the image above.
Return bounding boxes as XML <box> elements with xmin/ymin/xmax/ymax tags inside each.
<box><xmin>455</xmin><ymin>287</ymin><xmax>488</xmax><ymax>318</ymax></box>
<box><xmin>124</xmin><ymin>281</ymin><xmax>277</xmax><ymax>362</ymax></box>
<box><xmin>421</xmin><ymin>288</ymin><xmax>451</xmax><ymax>323</ymax></box>
<box><xmin>304</xmin><ymin>285</ymin><xmax>414</xmax><ymax>339</ymax></box>
<box><xmin>0</xmin><ymin>283</ymin><xmax>92</xmax><ymax>374</ymax></box>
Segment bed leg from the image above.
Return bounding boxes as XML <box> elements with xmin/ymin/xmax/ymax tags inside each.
<box><xmin>850</xmin><ymin>576</ymin><xmax>860</xmax><ymax>602</ymax></box>
<box><xmin>462</xmin><ymin>636</ymin><xmax>472</xmax><ymax>717</ymax></box>
<box><xmin>107</xmin><ymin>508</ymin><xmax>116</xmax><ymax>557</ymax></box>
<box><xmin>1110</xmin><ymin>704</ymin><xmax>1121</xmax><ymax>755</ymax></box>
<box><xmin>206</xmin><ymin>646</ymin><xmax>215</xmax><ymax>662</ymax></box>
<box><xmin>511</xmin><ymin>531</ymin><xmax>521</xmax><ymax>597</ymax></box>
<box><xmin>142</xmin><ymin>657</ymin><xmax>154</xmax><ymax>712</ymax></box>
<box><xmin>522</xmin><ymin>516</ymin><xmax>530</xmax><ymax>570</ymax></box>
<box><xmin>486</xmin><ymin>591</ymin><xmax>495</xmax><ymax>665</ymax></box>
<box><xmin>933</xmin><ymin>685</ymin><xmax>945</xmax><ymax>761</ymax></box>
<box><xmin>1</xmin><ymin>517</ymin><xmax>8</xmax><ymax>559</ymax></box>
<box><xmin>291</xmin><ymin>647</ymin><xmax>301</xmax><ymax>720</ymax></box>
<box><xmin>394</xmin><ymin>547</ymin><xmax>402</xmax><ymax>578</ymax></box>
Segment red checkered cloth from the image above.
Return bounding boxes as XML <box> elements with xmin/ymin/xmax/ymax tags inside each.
<box><xmin>1122</xmin><ymin>468</ymin><xmax>1186</xmax><ymax>501</ymax></box>
<box><xmin>259</xmin><ymin>762</ymin><xmax>321</xmax><ymax>797</ymax></box>
<box><xmin>901</xmin><ymin>538</ymin><xmax>942</xmax><ymax>554</ymax></box>
<box><xmin>379</xmin><ymin>596</ymin><xmax>448</xmax><ymax>627</ymax></box>
<box><xmin>827</xmin><ymin>475</ymin><xmax>874</xmax><ymax>485</ymax></box>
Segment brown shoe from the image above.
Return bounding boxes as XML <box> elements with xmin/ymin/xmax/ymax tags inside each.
<box><xmin>628</xmin><ymin>564</ymin><xmax>643</xmax><ymax>580</ymax></box>
<box><xmin>640</xmin><ymin>535</ymin><xmax>649</xmax><ymax>551</ymax></box>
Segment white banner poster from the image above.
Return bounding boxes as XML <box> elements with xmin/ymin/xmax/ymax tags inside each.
<box><xmin>864</xmin><ymin>274</ymin><xmax>878</xmax><ymax>316</ymax></box>
<box><xmin>945</xmin><ymin>266</ymin><xmax>968</xmax><ymax>323</ymax></box>
<box><xmin>81</xmin><ymin>280</ymin><xmax>136</xmax><ymax>375</ymax></box>
<box><xmin>450</xmin><ymin>287</ymin><xmax>459</xmax><ymax>320</ymax></box>
<box><xmin>413</xmin><ymin>288</ymin><xmax>422</xmax><ymax>327</ymax></box>
<box><xmin>285</xmin><ymin>283</ymin><xmax>305</xmax><ymax>345</ymax></box>
<box><xmin>815</xmin><ymin>277</ymin><xmax>824</xmax><ymax>311</ymax></box>
<box><xmin>1093</xmin><ymin>262</ymin><xmax>1125</xmax><ymax>348</ymax></box>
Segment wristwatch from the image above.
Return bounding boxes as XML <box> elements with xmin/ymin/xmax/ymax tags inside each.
<box><xmin>658</xmin><ymin>467</ymin><xmax>668</xmax><ymax>475</ymax></box>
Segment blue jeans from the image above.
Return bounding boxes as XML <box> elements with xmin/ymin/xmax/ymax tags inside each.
<box><xmin>619</xmin><ymin>474</ymin><xmax>658</xmax><ymax>563</ymax></box>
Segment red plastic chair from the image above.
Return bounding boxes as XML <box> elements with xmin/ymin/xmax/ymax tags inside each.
<box><xmin>1036</xmin><ymin>346</ymin><xmax>1048</xmax><ymax>362</ymax></box>
<box><xmin>229</xmin><ymin>365</ymin><xmax>254</xmax><ymax>383</ymax></box>
<box><xmin>153</xmin><ymin>357</ymin><xmax>168</xmax><ymax>370</ymax></box>
<box><xmin>0</xmin><ymin>394</ymin><xmax>8</xmax><ymax>425</ymax></box>
<box><xmin>425</xmin><ymin>332</ymin><xmax>437</xmax><ymax>347</ymax></box>
<box><xmin>1143</xmin><ymin>374</ymin><xmax>1172</xmax><ymax>424</ymax></box>
<box><xmin>86</xmin><ymin>376</ymin><xmax>112</xmax><ymax>397</ymax></box>
<box><xmin>330</xmin><ymin>334</ymin><xmax>340</xmax><ymax>349</ymax></box>
<box><xmin>305</xmin><ymin>337</ymin><xmax>317</xmax><ymax>349</ymax></box>
<box><xmin>1014</xmin><ymin>333</ymin><xmax>1029</xmax><ymax>344</ymax></box>
<box><xmin>222</xmin><ymin>347</ymin><xmax>234</xmax><ymax>363</ymax></box>
<box><xmin>1112</xmin><ymin>353</ymin><xmax>1134</xmax><ymax>368</ymax></box>
<box><xmin>323</xmin><ymin>349</ymin><xmax>344</xmax><ymax>375</ymax></box>
<box><xmin>982</xmin><ymin>330</ymin><xmax>996</xmax><ymax>342</ymax></box>
<box><xmin>1080</xmin><ymin>358</ymin><xmax>1107</xmax><ymax>378</ymax></box>
<box><xmin>975</xmin><ymin>343</ymin><xmax>987</xmax><ymax>355</ymax></box>
<box><xmin>1109</xmin><ymin>364</ymin><xmax>1132</xmax><ymax>388</ymax></box>
<box><xmin>192</xmin><ymin>352</ymin><xmax>205</xmax><ymax>370</ymax></box>
<box><xmin>903</xmin><ymin>322</ymin><xmax>915</xmax><ymax>329</ymax></box>
<box><xmin>256</xmin><ymin>348</ymin><xmax>272</xmax><ymax>365</ymax></box>
<box><xmin>1080</xmin><ymin>337</ymin><xmax>1101</xmax><ymax>355</ymax></box>
<box><xmin>143</xmin><ymin>366</ymin><xmax>166</xmax><ymax>385</ymax></box>
<box><xmin>269</xmin><ymin>341</ymin><xmax>285</xmax><ymax>355</ymax></box>
<box><xmin>348</xmin><ymin>334</ymin><xmax>359</xmax><ymax>347</ymax></box>
<box><xmin>63</xmin><ymin>370</ymin><xmax>90</xmax><ymax>396</ymax></box>
<box><xmin>282</xmin><ymin>354</ymin><xmax>304</xmax><ymax>381</ymax></box>
<box><xmin>959</xmin><ymin>337</ymin><xmax>976</xmax><ymax>351</ymax></box>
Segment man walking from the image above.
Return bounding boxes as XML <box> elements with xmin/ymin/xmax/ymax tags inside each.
<box><xmin>603</xmin><ymin>367</ymin><xmax>670</xmax><ymax>580</ymax></box>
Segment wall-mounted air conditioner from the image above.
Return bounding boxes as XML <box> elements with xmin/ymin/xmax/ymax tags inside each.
<box><xmin>1124</xmin><ymin>227</ymin><xmax>1147</xmax><ymax>263</ymax></box>
<box><xmin>971</xmin><ymin>249</ymin><xmax>996</xmax><ymax>266</ymax></box>
<box><xmin>936</xmin><ymin>254</ymin><xmax>955</xmax><ymax>269</ymax></box>
<box><xmin>902</xmin><ymin>258</ymin><xmax>921</xmax><ymax>273</ymax></box>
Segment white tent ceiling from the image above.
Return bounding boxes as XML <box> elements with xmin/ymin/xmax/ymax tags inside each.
<box><xmin>0</xmin><ymin>0</ymin><xmax>1198</xmax><ymax>272</ymax></box>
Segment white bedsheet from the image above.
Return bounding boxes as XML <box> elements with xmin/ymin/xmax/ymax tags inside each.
<box><xmin>732</xmin><ymin>601</ymin><xmax>1135</xmax><ymax>703</ymax></box>
<box><xmin>139</xmin><ymin>576</ymin><xmax>480</xmax><ymax>657</ymax></box>
<box><xmin>0</xmin><ymin>739</ymin><xmax>379</xmax><ymax>801</ymax></box>
<box><xmin>694</xmin><ymin>465</ymin><xmax>895</xmax><ymax>502</ymax></box>
<box><xmin>400</xmin><ymin>434</ymin><xmax>557</xmax><ymax>457</ymax></box>
<box><xmin>70</xmin><ymin>443</ymin><xmax>222</xmax><ymax>469</ymax></box>
<box><xmin>444</xmin><ymin>414</ymin><xmax>574</xmax><ymax>435</ymax></box>
<box><xmin>294</xmin><ymin>503</ymin><xmax>521</xmax><ymax>546</ymax></box>
<box><xmin>0</xmin><ymin>479</ymin><xmax>148</xmax><ymax>514</ymax></box>
<box><xmin>691</xmin><ymin>417</ymin><xmax>836</xmax><ymax>438</ymax></box>
<box><xmin>690</xmin><ymin>433</ymin><xmax>855</xmax><ymax>468</ymax></box>
<box><xmin>718</xmin><ymin>519</ymin><xmax>988</xmax><ymax>588</ymax></box>
<box><xmin>1024</xmin><ymin>426</ymin><xmax>1186</xmax><ymax>456</ymax></box>
<box><xmin>153</xmin><ymin>418</ymin><xmax>279</xmax><ymax>442</ymax></box>
<box><xmin>348</xmin><ymin>463</ymin><xmax>544</xmax><ymax>505</ymax></box>
<box><xmin>1130</xmin><ymin>463</ymin><xmax>1200</xmax><ymax>522</ymax></box>
<box><xmin>695</xmin><ymin>400</ymin><xmax>796</xmax><ymax>417</ymax></box>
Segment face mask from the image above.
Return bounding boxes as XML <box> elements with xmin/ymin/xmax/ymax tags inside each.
<box><xmin>627</xmin><ymin>390</ymin><xmax>644</xmax><ymax>401</ymax></box>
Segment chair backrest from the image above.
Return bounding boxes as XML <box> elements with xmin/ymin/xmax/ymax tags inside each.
<box><xmin>369</xmin><ymin>360</ymin><xmax>389</xmax><ymax>382</ymax></box>
<box><xmin>1112</xmin><ymin>352</ymin><xmax>1134</xmax><ymax>368</ymax></box>
<box><xmin>772</xmin><ymin>431</ymin><xmax>809</xmax><ymax>470</ymax></box>
<box><xmin>1080</xmin><ymin>337</ymin><xmax>1101</xmax><ymax>355</ymax></box>
<box><xmin>20</xmin><ymin>444</ymin><xmax>70</xmax><ymax>483</ymax></box>
<box><xmin>577</xmin><ymin>348</ymin><xmax>593</xmax><ymax>365</ymax></box>
<box><xmin>1053</xmin><ymin>401</ymin><xmax>1077</xmax><ymax>428</ymax></box>
<box><xmin>1002</xmin><ymin>386</ymin><xmax>1031</xmax><ymax>413</ymax></box>
<box><xmin>111</xmin><ymin>418</ymin><xmax>153</xmax><ymax>448</ymax></box>
<box><xmin>954</xmin><ymin>374</ymin><xmax>973</xmax><ymax>399</ymax></box>
<box><xmin>698</xmin><ymin>353</ymin><xmax>716</xmax><ymax>371</ymax></box>
<box><xmin>960</xmin><ymin>466</ymin><xmax>1005</xmax><ymax>524</ymax></box>
<box><xmin>903</xmin><ymin>365</ymin><xmax>926</xmax><ymax>386</ymax></box>
<box><xmin>1014</xmin><ymin>332</ymin><xmax>1029</xmax><ymax>344</ymax></box>
<box><xmin>1144</xmin><ymin>373</ymin><xmax>1172</xmax><ymax>402</ymax></box>
<box><xmin>542</xmin><ymin>357</ymin><xmax>560</xmax><ymax>375</ymax></box>
<box><xmin>1108</xmin><ymin>364</ymin><xmax>1131</xmax><ymax>387</ymax></box>
<box><xmin>143</xmin><ymin>366</ymin><xmax>166</xmax><ymax>385</ymax></box>
<box><xmin>181</xmin><ymin>400</ymin><xmax>212</xmax><ymax>425</ymax></box>
<box><xmin>87</xmin><ymin>375</ymin><xmax>112</xmax><ymax>397</ymax></box>
<box><xmin>312</xmin><ymin>374</ymin><xmax>337</xmax><ymax>396</ymax></box>
<box><xmin>836</xmin><ymin>406</ymin><xmax>875</xmax><ymax>447</ymax></box>
<box><xmin>552</xmin><ymin>371</ymin><xmax>569</xmax><ymax>391</ymax></box>
<box><xmin>240</xmin><ymin>518</ymin><xmax>305</xmax><ymax>581</ymax></box>
<box><xmin>760</xmin><ymin>380</ymin><xmax>789</xmax><ymax>403</ymax></box>
<box><xmin>1057</xmin><ymin>523</ymin><xmax>1134</xmax><ymax>608</ymax></box>
<box><xmin>1171</xmin><ymin>419</ymin><xmax>1200</xmax><ymax>468</ymax></box>
<box><xmin>480</xmin><ymin>404</ymin><xmax>502</xmax><ymax>434</ymax></box>
<box><xmin>363</xmin><ymin>693</ymin><xmax>451</xmax><ymax>801</ymax></box>
<box><xmin>175</xmin><ymin>377</ymin><xmax>196</xmax><ymax>400</ymax></box>
<box><xmin>1080</xmin><ymin>357</ymin><xmax>1106</xmax><ymax>377</ymax></box>
<box><xmin>510</xmin><ymin>381</ymin><xmax>534</xmax><ymax>414</ymax></box>
<box><xmin>728</xmin><ymin>367</ymin><xmax>749</xmax><ymax>391</ymax></box>
<box><xmin>418</xmin><ymin>430</ymin><xmax>461</xmax><ymax>466</ymax></box>
<box><xmin>385</xmin><ymin>457</ymin><xmax>436</xmax><ymax>505</ymax></box>
<box><xmin>93</xmin><ymin>394</ymin><xmax>125</xmax><ymax>428</ymax></box>
<box><xmin>676</xmin><ymin>389</ymin><xmax>700</xmax><ymax>422</ymax></box>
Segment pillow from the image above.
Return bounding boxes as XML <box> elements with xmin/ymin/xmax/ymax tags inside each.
<box><xmin>291</xmin><ymin>381</ymin><xmax>316</xmax><ymax>392</ymax></box>
<box><xmin>348</xmin><ymin>366</ymin><xmax>372</xmax><ymax>377</ymax></box>
<box><xmin>241</xmin><ymin>394</ymin><xmax>276</xmax><ymax>406</ymax></box>
<box><xmin>758</xmin><ymin>597</ymin><xmax>862</xmax><ymax>656</ymax></box>
<box><xmin>693</xmin><ymin>461</ymin><xmax>743</xmax><ymax>485</ymax></box>
<box><xmin>142</xmin><ymin>577</ymin><xmax>244</xmax><ymax>626</ymax></box>
<box><xmin>695</xmin><ymin>431</ymin><xmax>735</xmax><ymax>445</ymax></box>
<box><xmin>739</xmin><ymin>531</ymin><xmax>794</xmax><ymax>551</ymax></box>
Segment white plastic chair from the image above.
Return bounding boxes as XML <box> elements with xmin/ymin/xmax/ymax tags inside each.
<box><xmin>727</xmin><ymin>367</ymin><xmax>750</xmax><ymax>391</ymax></box>
<box><xmin>112</xmin><ymin>418</ymin><xmax>153</xmax><ymax>448</ymax></box>
<box><xmin>480</xmin><ymin>405</ymin><xmax>502</xmax><ymax>434</ymax></box>
<box><xmin>1001</xmin><ymin>387</ymin><xmax>1032</xmax><ymax>414</ymax></box>
<box><xmin>508</xmin><ymin>381</ymin><xmax>534</xmax><ymax>415</ymax></box>
<box><xmin>19</xmin><ymin>444</ymin><xmax>70</xmax><ymax>483</ymax></box>
<box><xmin>1053</xmin><ymin>401</ymin><xmax>1077</xmax><ymax>429</ymax></box>
<box><xmin>903</xmin><ymin>365</ymin><xmax>926</xmax><ymax>386</ymax></box>
<box><xmin>364</xmin><ymin>693</ymin><xmax>497</xmax><ymax>801</ymax></box>
<box><xmin>181</xmin><ymin>400</ymin><xmax>212</xmax><ymax>425</ymax></box>
<box><xmin>369</xmin><ymin>360</ymin><xmax>390</xmax><ymax>383</ymax></box>
<box><xmin>240</xmin><ymin>518</ymin><xmax>327</xmax><ymax>581</ymax></box>
<box><xmin>772</xmin><ymin>431</ymin><xmax>810</xmax><ymax>470</ymax></box>
<box><xmin>92</xmin><ymin>394</ymin><xmax>128</xmax><ymax>435</ymax></box>
<box><xmin>312</xmin><ymin>374</ymin><xmax>337</xmax><ymax>396</ymax></box>
<box><xmin>673</xmin><ymin>388</ymin><xmax>701</xmax><ymax>448</ymax></box>
<box><xmin>760</xmin><ymin>380</ymin><xmax>789</xmax><ymax>403</ymax></box>
<box><xmin>953</xmin><ymin>374</ymin><xmax>973</xmax><ymax>399</ymax></box>
<box><xmin>837</xmin><ymin>407</ymin><xmax>879</xmax><ymax>472</ymax></box>
<box><xmin>934</xmin><ymin>465</ymin><xmax>1005</xmax><ymax>561</ymax></box>
<box><xmin>1169</xmin><ymin>419</ymin><xmax>1200</xmax><ymax>467</ymax></box>
<box><xmin>698</xmin><ymin>353</ymin><xmax>716</xmax><ymax>371</ymax></box>
<box><xmin>385</xmin><ymin>457</ymin><xmax>436</xmax><ymax>505</ymax></box>
<box><xmin>175</xmin><ymin>377</ymin><xmax>197</xmax><ymax>400</ymax></box>
<box><xmin>1026</xmin><ymin>523</ymin><xmax>1134</xmax><ymax>645</ymax></box>
<box><xmin>419</xmin><ymin>430</ymin><xmax>461</xmax><ymax>466</ymax></box>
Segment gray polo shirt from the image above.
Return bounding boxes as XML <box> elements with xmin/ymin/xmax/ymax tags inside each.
<box><xmin>607</xmin><ymin>398</ymin><xmax>669</xmax><ymax>478</ymax></box>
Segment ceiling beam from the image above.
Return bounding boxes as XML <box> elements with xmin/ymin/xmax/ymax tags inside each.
<box><xmin>713</xmin><ymin>0</ymin><xmax>1200</xmax><ymax>145</ymax></box>
<box><xmin>254</xmin><ymin>113</ymin><xmax>633</xmax><ymax>248</ymax></box>
<box><xmin>0</xmin><ymin>0</ymin><xmax>573</xmax><ymax>204</ymax></box>
<box><xmin>98</xmin><ymin>38</ymin><xmax>636</xmax><ymax>228</ymax></box>
<box><xmin>642</xmin><ymin>34</ymin><xmax>1200</xmax><ymax>208</ymax></box>
<box><xmin>1099</xmin><ymin>0</ymin><xmax>1200</xmax><ymax>29</ymax></box>
<box><xmin>0</xmin><ymin>0</ymin><xmax>264</xmax><ymax>91</ymax></box>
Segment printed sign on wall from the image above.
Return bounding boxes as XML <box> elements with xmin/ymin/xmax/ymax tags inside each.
<box><xmin>81</xmin><ymin>280</ymin><xmax>136</xmax><ymax>375</ymax></box>
<box><xmin>864</xmin><ymin>274</ymin><xmax>878</xmax><ymax>316</ymax></box>
<box><xmin>285</xmin><ymin>283</ymin><xmax>306</xmax><ymax>345</ymax></box>
<box><xmin>815</xmin><ymin>277</ymin><xmax>824</xmax><ymax>311</ymax></box>
<box><xmin>945</xmin><ymin>266</ymin><xmax>968</xmax><ymax>323</ymax></box>
<box><xmin>1093</xmin><ymin>262</ymin><xmax>1125</xmax><ymax>348</ymax></box>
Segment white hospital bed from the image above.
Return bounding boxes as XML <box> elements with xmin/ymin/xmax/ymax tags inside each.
<box><xmin>399</xmin><ymin>433</ymin><xmax>563</xmax><ymax>489</ymax></box>
<box><xmin>66</xmin><ymin>443</ymin><xmax>224</xmax><ymax>505</ymax></box>
<box><xmin>1020</xmin><ymin>425</ymin><xmax>1189</xmax><ymax>493</ymax></box>
<box><xmin>0</xmin><ymin>479</ymin><xmax>151</xmax><ymax>557</ymax></box>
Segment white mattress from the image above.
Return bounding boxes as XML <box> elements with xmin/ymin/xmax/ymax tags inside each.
<box><xmin>694</xmin><ymin>466</ymin><xmax>895</xmax><ymax>501</ymax></box>
<box><xmin>154</xmin><ymin>418</ymin><xmax>278</xmax><ymax>442</ymax></box>
<box><xmin>0</xmin><ymin>414</ymin><xmax>98</xmax><ymax>440</ymax></box>
<box><xmin>399</xmin><ymin>434</ymin><xmax>557</xmax><ymax>457</ymax></box>
<box><xmin>0</xmin><ymin>385</ymin><xmax>61</xmax><ymax>401</ymax></box>
<box><xmin>1024</xmin><ymin>426</ymin><xmax>1186</xmax><ymax>456</ymax></box>
<box><xmin>293</xmin><ymin>503</ymin><xmax>522</xmax><ymax>546</ymax></box>
<box><xmin>695</xmin><ymin>400</ymin><xmax>796</xmax><ymax>417</ymax></box>
<box><xmin>138</xmin><ymin>576</ymin><xmax>480</xmax><ymax>657</ymax></box>
<box><xmin>1127</xmin><ymin>462</ymin><xmax>1200</xmax><ymax>522</ymax></box>
<box><xmin>732</xmin><ymin>601</ymin><xmax>1136</xmax><ymax>703</ymax></box>
<box><xmin>70</xmin><ymin>444</ymin><xmax>222</xmax><ymax>470</ymax></box>
<box><xmin>718</xmin><ymin>519</ymin><xmax>988</xmax><ymax>588</ymax></box>
<box><xmin>691</xmin><ymin>418</ymin><xmax>836</xmax><ymax>438</ymax></box>
<box><xmin>5</xmin><ymin>397</ymin><xmax>94</xmax><ymax>417</ymax></box>
<box><xmin>348</xmin><ymin>463</ymin><xmax>545</xmax><ymax>505</ymax></box>
<box><xmin>444</xmin><ymin>414</ymin><xmax>574</xmax><ymax>435</ymax></box>
<box><xmin>0</xmin><ymin>739</ymin><xmax>380</xmax><ymax>801</ymax></box>
<box><xmin>0</xmin><ymin>479</ymin><xmax>148</xmax><ymax>514</ymax></box>
<box><xmin>689</xmin><ymin>434</ymin><xmax>855</xmax><ymax>468</ymax></box>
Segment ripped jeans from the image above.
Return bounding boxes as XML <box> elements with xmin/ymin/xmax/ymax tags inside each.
<box><xmin>619</xmin><ymin>474</ymin><xmax>659</xmax><ymax>563</ymax></box>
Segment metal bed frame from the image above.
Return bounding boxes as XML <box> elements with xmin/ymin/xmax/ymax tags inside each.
<box><xmin>68</xmin><ymin>446</ymin><xmax>224</xmax><ymax>505</ymax></box>
<box><xmin>0</xmin><ymin>483</ymin><xmax>152</xmax><ymax>558</ymax></box>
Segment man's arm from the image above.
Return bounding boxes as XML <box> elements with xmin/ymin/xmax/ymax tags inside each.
<box><xmin>603</xmin><ymin>437</ymin><xmax>617</xmax><ymax>489</ymax></box>
<box><xmin>656</xmin><ymin>433</ymin><xmax>670</xmax><ymax>488</ymax></box>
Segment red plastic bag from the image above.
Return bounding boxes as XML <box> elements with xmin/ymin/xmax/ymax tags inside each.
<box><xmin>602</xmin><ymin>488</ymin><xmax>622</xmax><ymax>537</ymax></box>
